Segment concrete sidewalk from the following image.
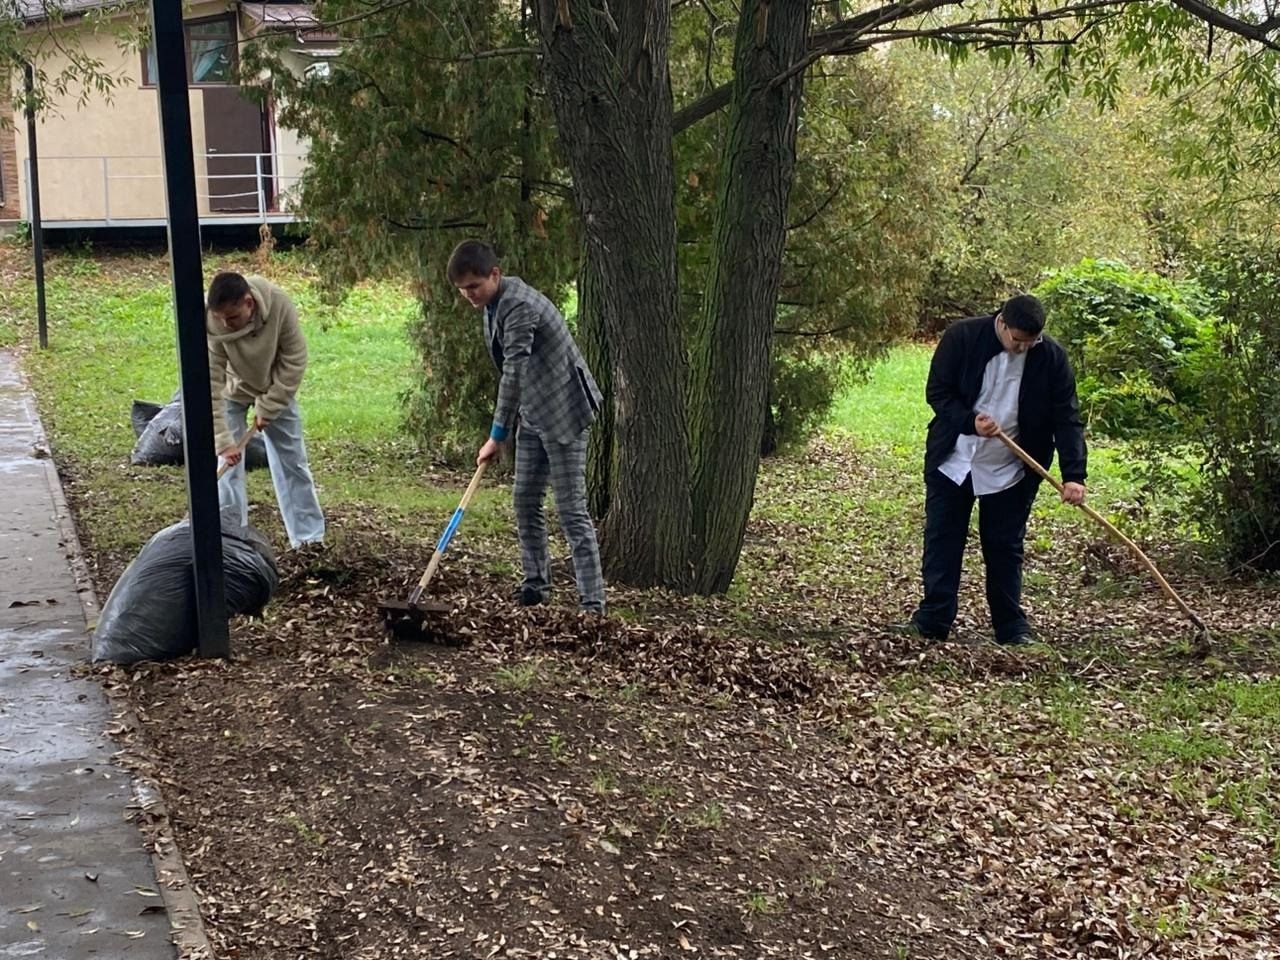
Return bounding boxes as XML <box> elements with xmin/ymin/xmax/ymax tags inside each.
<box><xmin>0</xmin><ymin>349</ymin><xmax>178</xmax><ymax>958</ymax></box>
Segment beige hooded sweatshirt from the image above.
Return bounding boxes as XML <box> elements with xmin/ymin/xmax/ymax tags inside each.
<box><xmin>207</xmin><ymin>276</ymin><xmax>307</xmax><ymax>452</ymax></box>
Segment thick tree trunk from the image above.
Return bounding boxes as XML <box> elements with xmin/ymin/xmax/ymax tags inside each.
<box><xmin>577</xmin><ymin>254</ymin><xmax>613</xmax><ymax>520</ymax></box>
<box><xmin>688</xmin><ymin>0</ymin><xmax>811</xmax><ymax>594</ymax></box>
<box><xmin>535</xmin><ymin>0</ymin><xmax>691</xmax><ymax>589</ymax></box>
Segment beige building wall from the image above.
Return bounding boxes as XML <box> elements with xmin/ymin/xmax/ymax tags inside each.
<box><xmin>265</xmin><ymin>48</ymin><xmax>315</xmax><ymax>213</ymax></box>
<box><xmin>12</xmin><ymin>1</ymin><xmax>308</xmax><ymax>224</ymax></box>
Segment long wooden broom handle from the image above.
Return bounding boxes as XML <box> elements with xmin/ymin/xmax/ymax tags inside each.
<box><xmin>215</xmin><ymin>425</ymin><xmax>260</xmax><ymax>480</ymax></box>
<box><xmin>410</xmin><ymin>459</ymin><xmax>489</xmax><ymax>600</ymax></box>
<box><xmin>992</xmin><ymin>426</ymin><xmax>1207</xmax><ymax>631</ymax></box>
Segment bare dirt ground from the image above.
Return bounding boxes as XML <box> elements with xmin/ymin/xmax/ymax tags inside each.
<box><xmin>63</xmin><ymin>441</ymin><xmax>1280</xmax><ymax>960</ymax></box>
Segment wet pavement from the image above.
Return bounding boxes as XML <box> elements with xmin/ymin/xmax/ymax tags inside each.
<box><xmin>0</xmin><ymin>349</ymin><xmax>175</xmax><ymax>958</ymax></box>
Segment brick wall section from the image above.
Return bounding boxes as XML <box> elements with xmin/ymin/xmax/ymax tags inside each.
<box><xmin>0</xmin><ymin>98</ymin><xmax>20</xmax><ymax>220</ymax></box>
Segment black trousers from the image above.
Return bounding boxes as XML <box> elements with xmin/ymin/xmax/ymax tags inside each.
<box><xmin>912</xmin><ymin>469</ymin><xmax>1040</xmax><ymax>642</ymax></box>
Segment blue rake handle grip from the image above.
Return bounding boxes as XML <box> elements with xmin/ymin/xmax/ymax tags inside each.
<box><xmin>435</xmin><ymin>506</ymin><xmax>466</xmax><ymax>553</ymax></box>
<box><xmin>407</xmin><ymin>460</ymin><xmax>489</xmax><ymax>605</ymax></box>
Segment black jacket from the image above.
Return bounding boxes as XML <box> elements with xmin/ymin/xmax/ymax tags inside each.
<box><xmin>924</xmin><ymin>315</ymin><xmax>1087</xmax><ymax>484</ymax></box>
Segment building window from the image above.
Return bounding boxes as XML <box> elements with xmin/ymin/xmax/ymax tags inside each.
<box><xmin>142</xmin><ymin>16</ymin><xmax>237</xmax><ymax>86</ymax></box>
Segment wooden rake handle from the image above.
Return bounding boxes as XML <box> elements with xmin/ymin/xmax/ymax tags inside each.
<box><xmin>215</xmin><ymin>425</ymin><xmax>260</xmax><ymax>480</ymax></box>
<box><xmin>407</xmin><ymin>460</ymin><xmax>489</xmax><ymax>605</ymax></box>
<box><xmin>992</xmin><ymin>426</ymin><xmax>1208</xmax><ymax>635</ymax></box>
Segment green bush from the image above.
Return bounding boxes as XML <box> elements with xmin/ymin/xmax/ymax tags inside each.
<box><xmin>402</xmin><ymin>277</ymin><xmax>579</xmax><ymax>464</ymax></box>
<box><xmin>1191</xmin><ymin>241</ymin><xmax>1280</xmax><ymax>571</ymax></box>
<box><xmin>763</xmin><ymin>348</ymin><xmax>848</xmax><ymax>456</ymax></box>
<box><xmin>401</xmin><ymin>295</ymin><xmax>496</xmax><ymax>463</ymax></box>
<box><xmin>1034</xmin><ymin>259</ymin><xmax>1214</xmax><ymax>442</ymax></box>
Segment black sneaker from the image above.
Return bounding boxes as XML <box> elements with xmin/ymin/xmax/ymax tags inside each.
<box><xmin>517</xmin><ymin>586</ymin><xmax>545</xmax><ymax>607</ymax></box>
<box><xmin>884</xmin><ymin>621</ymin><xmax>947</xmax><ymax>642</ymax></box>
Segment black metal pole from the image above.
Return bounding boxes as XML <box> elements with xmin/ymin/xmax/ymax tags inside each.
<box><xmin>22</xmin><ymin>63</ymin><xmax>47</xmax><ymax>350</ymax></box>
<box><xmin>151</xmin><ymin>0</ymin><xmax>229</xmax><ymax>658</ymax></box>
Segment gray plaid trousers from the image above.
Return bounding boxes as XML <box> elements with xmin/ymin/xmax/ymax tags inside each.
<box><xmin>513</xmin><ymin>424</ymin><xmax>605</xmax><ymax>611</ymax></box>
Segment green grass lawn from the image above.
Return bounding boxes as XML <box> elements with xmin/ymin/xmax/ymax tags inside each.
<box><xmin>827</xmin><ymin>342</ymin><xmax>934</xmax><ymax>456</ymax></box>
<box><xmin>0</xmin><ymin>246</ymin><xmax>509</xmax><ymax>553</ymax></box>
<box><xmin>11</xmin><ymin>255</ymin><xmax>414</xmax><ymax>457</ymax></box>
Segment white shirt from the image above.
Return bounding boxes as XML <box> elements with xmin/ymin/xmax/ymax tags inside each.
<box><xmin>939</xmin><ymin>344</ymin><xmax>1026</xmax><ymax>495</ymax></box>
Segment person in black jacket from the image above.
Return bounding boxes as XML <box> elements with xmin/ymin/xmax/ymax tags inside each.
<box><xmin>898</xmin><ymin>294</ymin><xmax>1087</xmax><ymax>645</ymax></box>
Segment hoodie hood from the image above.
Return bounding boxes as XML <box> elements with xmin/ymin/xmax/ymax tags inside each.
<box><xmin>207</xmin><ymin>279</ymin><xmax>270</xmax><ymax>343</ymax></box>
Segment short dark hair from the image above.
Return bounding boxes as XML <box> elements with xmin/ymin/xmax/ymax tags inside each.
<box><xmin>207</xmin><ymin>271</ymin><xmax>251</xmax><ymax>311</ymax></box>
<box><xmin>1001</xmin><ymin>294</ymin><xmax>1045</xmax><ymax>335</ymax></box>
<box><xmin>447</xmin><ymin>240</ymin><xmax>499</xmax><ymax>282</ymax></box>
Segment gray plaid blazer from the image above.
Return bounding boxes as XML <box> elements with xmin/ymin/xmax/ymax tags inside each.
<box><xmin>485</xmin><ymin>276</ymin><xmax>603</xmax><ymax>444</ymax></box>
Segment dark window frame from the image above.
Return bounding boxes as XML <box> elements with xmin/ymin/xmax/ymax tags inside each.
<box><xmin>140</xmin><ymin>14</ymin><xmax>239</xmax><ymax>88</ymax></box>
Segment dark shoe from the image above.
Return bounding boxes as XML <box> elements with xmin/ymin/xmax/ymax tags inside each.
<box><xmin>884</xmin><ymin>621</ymin><xmax>947</xmax><ymax>642</ymax></box>
<box><xmin>517</xmin><ymin>586</ymin><xmax>545</xmax><ymax>607</ymax></box>
<box><xmin>996</xmin><ymin>632</ymin><xmax>1033</xmax><ymax>647</ymax></box>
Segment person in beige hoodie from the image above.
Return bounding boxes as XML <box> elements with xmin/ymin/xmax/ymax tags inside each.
<box><xmin>206</xmin><ymin>271</ymin><xmax>325</xmax><ymax>548</ymax></box>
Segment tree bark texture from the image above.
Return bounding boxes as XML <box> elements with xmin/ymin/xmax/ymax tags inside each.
<box><xmin>688</xmin><ymin>0</ymin><xmax>811</xmax><ymax>593</ymax></box>
<box><xmin>576</xmin><ymin>253</ymin><xmax>613</xmax><ymax>520</ymax></box>
<box><xmin>534</xmin><ymin>0</ymin><xmax>692</xmax><ymax>589</ymax></box>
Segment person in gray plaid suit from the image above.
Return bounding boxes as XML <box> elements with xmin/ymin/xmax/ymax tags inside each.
<box><xmin>447</xmin><ymin>240</ymin><xmax>606</xmax><ymax>613</ymax></box>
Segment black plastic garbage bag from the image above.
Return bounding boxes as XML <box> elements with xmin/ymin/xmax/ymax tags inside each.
<box><xmin>130</xmin><ymin>391</ymin><xmax>268</xmax><ymax>471</ymax></box>
<box><xmin>91</xmin><ymin>508</ymin><xmax>279</xmax><ymax>664</ymax></box>
<box><xmin>129</xmin><ymin>396</ymin><xmax>185</xmax><ymax>466</ymax></box>
<box><xmin>129</xmin><ymin>400</ymin><xmax>164</xmax><ymax>440</ymax></box>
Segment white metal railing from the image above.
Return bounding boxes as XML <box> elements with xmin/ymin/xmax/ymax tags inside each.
<box><xmin>25</xmin><ymin>152</ymin><xmax>307</xmax><ymax>225</ymax></box>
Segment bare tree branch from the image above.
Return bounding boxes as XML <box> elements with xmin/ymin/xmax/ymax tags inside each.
<box><xmin>386</xmin><ymin>215</ymin><xmax>488</xmax><ymax>230</ymax></box>
<box><xmin>775</xmin><ymin>320</ymin><xmax>865</xmax><ymax>336</ymax></box>
<box><xmin>674</xmin><ymin>82</ymin><xmax>732</xmax><ymax>132</ymax></box>
<box><xmin>787</xmin><ymin>177</ymin><xmax>845</xmax><ymax>231</ymax></box>
<box><xmin>414</xmin><ymin>46</ymin><xmax>540</xmax><ymax>62</ymax></box>
<box><xmin>1168</xmin><ymin>0</ymin><xmax>1280</xmax><ymax>51</ymax></box>
<box><xmin>676</xmin><ymin>0</ymin><xmax>1280</xmax><ymax>135</ymax></box>
<box><xmin>674</xmin><ymin>0</ymin><xmax>1116</xmax><ymax>133</ymax></box>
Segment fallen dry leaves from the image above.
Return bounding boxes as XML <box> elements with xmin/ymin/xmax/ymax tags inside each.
<box><xmin>68</xmin><ymin>438</ymin><xmax>1280</xmax><ymax>959</ymax></box>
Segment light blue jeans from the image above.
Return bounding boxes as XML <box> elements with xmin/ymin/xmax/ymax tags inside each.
<box><xmin>218</xmin><ymin>397</ymin><xmax>325</xmax><ymax>548</ymax></box>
